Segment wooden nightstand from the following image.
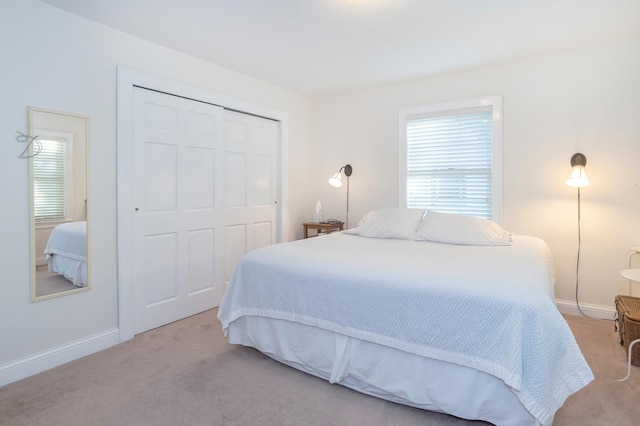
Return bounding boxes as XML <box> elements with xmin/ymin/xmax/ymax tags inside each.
<box><xmin>303</xmin><ymin>221</ymin><xmax>344</xmax><ymax>238</ymax></box>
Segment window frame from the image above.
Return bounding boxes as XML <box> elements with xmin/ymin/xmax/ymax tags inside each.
<box><xmin>398</xmin><ymin>95</ymin><xmax>504</xmax><ymax>224</ymax></box>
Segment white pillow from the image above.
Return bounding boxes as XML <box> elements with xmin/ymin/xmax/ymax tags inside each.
<box><xmin>414</xmin><ymin>211</ymin><xmax>512</xmax><ymax>246</ymax></box>
<box><xmin>343</xmin><ymin>208</ymin><xmax>426</xmax><ymax>240</ymax></box>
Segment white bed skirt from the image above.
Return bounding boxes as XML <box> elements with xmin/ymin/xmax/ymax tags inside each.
<box><xmin>48</xmin><ymin>254</ymin><xmax>87</xmax><ymax>287</ymax></box>
<box><xmin>228</xmin><ymin>316</ymin><xmax>542</xmax><ymax>426</ymax></box>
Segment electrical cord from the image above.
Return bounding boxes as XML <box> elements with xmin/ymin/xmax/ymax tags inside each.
<box><xmin>574</xmin><ymin>187</ymin><xmax>613</xmax><ymax>321</ymax></box>
<box><xmin>574</xmin><ymin>188</ymin><xmax>591</xmax><ymax>317</ymax></box>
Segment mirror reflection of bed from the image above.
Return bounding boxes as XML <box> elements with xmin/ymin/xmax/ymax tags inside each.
<box><xmin>29</xmin><ymin>107</ymin><xmax>90</xmax><ymax>302</ymax></box>
<box><xmin>36</xmin><ymin>221</ymin><xmax>88</xmax><ymax>298</ymax></box>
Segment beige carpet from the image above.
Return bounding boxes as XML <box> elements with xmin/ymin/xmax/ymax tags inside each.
<box><xmin>1</xmin><ymin>310</ymin><xmax>638</xmax><ymax>426</ymax></box>
<box><xmin>35</xmin><ymin>265</ymin><xmax>77</xmax><ymax>297</ymax></box>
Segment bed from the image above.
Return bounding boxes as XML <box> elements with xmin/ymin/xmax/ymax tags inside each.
<box><xmin>44</xmin><ymin>220</ymin><xmax>88</xmax><ymax>287</ymax></box>
<box><xmin>217</xmin><ymin>209</ymin><xmax>593</xmax><ymax>426</ymax></box>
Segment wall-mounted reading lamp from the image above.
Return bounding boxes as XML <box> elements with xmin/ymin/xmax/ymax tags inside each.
<box><xmin>565</xmin><ymin>153</ymin><xmax>590</xmax><ymax>316</ymax></box>
<box><xmin>328</xmin><ymin>164</ymin><xmax>353</xmax><ymax>229</ymax></box>
<box><xmin>565</xmin><ymin>153</ymin><xmax>590</xmax><ymax>188</ymax></box>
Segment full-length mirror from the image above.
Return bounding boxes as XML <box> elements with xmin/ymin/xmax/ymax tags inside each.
<box><xmin>29</xmin><ymin>107</ymin><xmax>90</xmax><ymax>302</ymax></box>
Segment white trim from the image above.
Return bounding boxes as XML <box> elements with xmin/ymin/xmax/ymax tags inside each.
<box><xmin>555</xmin><ymin>299</ymin><xmax>616</xmax><ymax>320</ymax></box>
<box><xmin>116</xmin><ymin>67</ymin><xmax>289</xmax><ymax>343</ymax></box>
<box><xmin>0</xmin><ymin>328</ymin><xmax>119</xmax><ymax>387</ymax></box>
<box><xmin>398</xmin><ymin>95</ymin><xmax>504</xmax><ymax>224</ymax></box>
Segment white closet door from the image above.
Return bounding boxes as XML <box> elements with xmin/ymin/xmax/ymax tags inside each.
<box><xmin>132</xmin><ymin>87</ymin><xmax>225</xmax><ymax>333</ymax></box>
<box><xmin>223</xmin><ymin>110</ymin><xmax>278</xmax><ymax>287</ymax></box>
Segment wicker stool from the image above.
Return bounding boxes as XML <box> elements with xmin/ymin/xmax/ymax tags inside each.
<box><xmin>615</xmin><ymin>295</ymin><xmax>640</xmax><ymax>366</ymax></box>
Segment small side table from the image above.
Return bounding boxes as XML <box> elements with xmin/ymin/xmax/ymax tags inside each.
<box><xmin>303</xmin><ymin>221</ymin><xmax>344</xmax><ymax>238</ymax></box>
<box><xmin>621</xmin><ymin>269</ymin><xmax>640</xmax><ymax>291</ymax></box>
<box><xmin>626</xmin><ymin>246</ymin><xmax>640</xmax><ymax>294</ymax></box>
<box><xmin>617</xmin><ymin>269</ymin><xmax>640</xmax><ymax>381</ymax></box>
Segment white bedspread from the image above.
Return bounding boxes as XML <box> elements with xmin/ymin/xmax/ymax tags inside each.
<box><xmin>44</xmin><ymin>221</ymin><xmax>87</xmax><ymax>263</ymax></box>
<box><xmin>44</xmin><ymin>221</ymin><xmax>88</xmax><ymax>287</ymax></box>
<box><xmin>218</xmin><ymin>233</ymin><xmax>593</xmax><ymax>426</ymax></box>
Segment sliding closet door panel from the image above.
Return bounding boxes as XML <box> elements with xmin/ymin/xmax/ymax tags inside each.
<box><xmin>187</xmin><ymin>148</ymin><xmax>215</xmax><ymax>209</ymax></box>
<box><xmin>144</xmin><ymin>142</ymin><xmax>177</xmax><ymax>212</ymax></box>
<box><xmin>253</xmin><ymin>221</ymin><xmax>273</xmax><ymax>250</ymax></box>
<box><xmin>224</xmin><ymin>224</ymin><xmax>247</xmax><ymax>284</ymax></box>
<box><xmin>144</xmin><ymin>233</ymin><xmax>178</xmax><ymax>304</ymax></box>
<box><xmin>223</xmin><ymin>110</ymin><xmax>278</xmax><ymax>287</ymax></box>
<box><xmin>252</xmin><ymin>154</ymin><xmax>273</xmax><ymax>206</ymax></box>
<box><xmin>133</xmin><ymin>87</ymin><xmax>224</xmax><ymax>334</ymax></box>
<box><xmin>224</xmin><ymin>152</ymin><xmax>247</xmax><ymax>207</ymax></box>
<box><xmin>187</xmin><ymin>228</ymin><xmax>216</xmax><ymax>295</ymax></box>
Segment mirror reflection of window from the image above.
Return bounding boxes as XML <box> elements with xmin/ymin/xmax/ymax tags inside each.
<box><xmin>29</xmin><ymin>108</ymin><xmax>90</xmax><ymax>302</ymax></box>
<box><xmin>33</xmin><ymin>133</ymin><xmax>73</xmax><ymax>222</ymax></box>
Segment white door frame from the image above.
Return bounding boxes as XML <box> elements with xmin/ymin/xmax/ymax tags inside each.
<box><xmin>116</xmin><ymin>67</ymin><xmax>289</xmax><ymax>342</ymax></box>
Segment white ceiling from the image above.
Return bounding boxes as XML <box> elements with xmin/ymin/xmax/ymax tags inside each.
<box><xmin>39</xmin><ymin>0</ymin><xmax>640</xmax><ymax>97</ymax></box>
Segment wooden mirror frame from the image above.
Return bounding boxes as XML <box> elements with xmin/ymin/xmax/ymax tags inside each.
<box><xmin>29</xmin><ymin>107</ymin><xmax>91</xmax><ymax>302</ymax></box>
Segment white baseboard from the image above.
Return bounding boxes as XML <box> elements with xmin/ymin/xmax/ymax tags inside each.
<box><xmin>555</xmin><ymin>299</ymin><xmax>616</xmax><ymax>320</ymax></box>
<box><xmin>0</xmin><ymin>328</ymin><xmax>119</xmax><ymax>387</ymax></box>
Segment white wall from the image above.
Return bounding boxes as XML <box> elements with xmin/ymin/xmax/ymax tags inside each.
<box><xmin>313</xmin><ymin>38</ymin><xmax>640</xmax><ymax>314</ymax></box>
<box><xmin>0</xmin><ymin>0</ymin><xmax>314</xmax><ymax>384</ymax></box>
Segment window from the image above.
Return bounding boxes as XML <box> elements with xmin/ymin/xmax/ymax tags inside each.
<box><xmin>32</xmin><ymin>132</ymin><xmax>73</xmax><ymax>222</ymax></box>
<box><xmin>399</xmin><ymin>96</ymin><xmax>503</xmax><ymax>222</ymax></box>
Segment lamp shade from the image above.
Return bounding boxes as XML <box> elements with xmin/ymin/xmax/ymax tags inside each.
<box><xmin>565</xmin><ymin>153</ymin><xmax>590</xmax><ymax>188</ymax></box>
<box><xmin>328</xmin><ymin>172</ymin><xmax>343</xmax><ymax>188</ymax></box>
<box><xmin>328</xmin><ymin>164</ymin><xmax>353</xmax><ymax>229</ymax></box>
<box><xmin>565</xmin><ymin>165</ymin><xmax>590</xmax><ymax>188</ymax></box>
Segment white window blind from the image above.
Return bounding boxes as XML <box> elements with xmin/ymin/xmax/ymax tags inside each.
<box><xmin>33</xmin><ymin>138</ymin><xmax>67</xmax><ymax>221</ymax></box>
<box><xmin>405</xmin><ymin>106</ymin><xmax>495</xmax><ymax>219</ymax></box>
